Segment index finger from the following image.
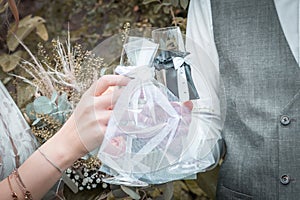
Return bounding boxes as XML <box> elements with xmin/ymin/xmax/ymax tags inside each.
<box><xmin>87</xmin><ymin>75</ymin><xmax>130</xmax><ymax>96</ymax></box>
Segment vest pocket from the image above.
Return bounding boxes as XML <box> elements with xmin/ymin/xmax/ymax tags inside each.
<box><xmin>218</xmin><ymin>184</ymin><xmax>252</xmax><ymax>200</ymax></box>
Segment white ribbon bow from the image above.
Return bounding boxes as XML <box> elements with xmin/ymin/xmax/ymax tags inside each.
<box><xmin>172</xmin><ymin>57</ymin><xmax>189</xmax><ymax>101</ymax></box>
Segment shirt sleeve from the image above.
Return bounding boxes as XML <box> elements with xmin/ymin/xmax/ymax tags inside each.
<box><xmin>185</xmin><ymin>0</ymin><xmax>225</xmax><ymax>170</ymax></box>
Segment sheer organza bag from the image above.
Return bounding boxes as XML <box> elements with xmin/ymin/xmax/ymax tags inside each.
<box><xmin>97</xmin><ymin>28</ymin><xmax>223</xmax><ymax>186</ymax></box>
<box><xmin>97</xmin><ymin>36</ymin><xmax>193</xmax><ymax>186</ymax></box>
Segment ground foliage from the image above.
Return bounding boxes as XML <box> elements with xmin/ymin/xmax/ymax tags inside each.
<box><xmin>0</xmin><ymin>0</ymin><xmax>219</xmax><ymax>199</ymax></box>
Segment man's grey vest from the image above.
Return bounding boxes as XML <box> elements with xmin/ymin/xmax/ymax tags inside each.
<box><xmin>211</xmin><ymin>0</ymin><xmax>300</xmax><ymax>199</ymax></box>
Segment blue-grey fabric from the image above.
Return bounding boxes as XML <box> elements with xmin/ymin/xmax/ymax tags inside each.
<box><xmin>211</xmin><ymin>0</ymin><xmax>300</xmax><ymax>199</ymax></box>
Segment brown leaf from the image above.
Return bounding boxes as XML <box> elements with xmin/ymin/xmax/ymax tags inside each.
<box><xmin>162</xmin><ymin>182</ymin><xmax>173</xmax><ymax>200</ymax></box>
<box><xmin>185</xmin><ymin>180</ymin><xmax>205</xmax><ymax>196</ymax></box>
<box><xmin>120</xmin><ymin>185</ymin><xmax>141</xmax><ymax>200</ymax></box>
<box><xmin>0</xmin><ymin>50</ymin><xmax>24</xmax><ymax>72</ymax></box>
<box><xmin>179</xmin><ymin>0</ymin><xmax>189</xmax><ymax>10</ymax></box>
<box><xmin>7</xmin><ymin>15</ymin><xmax>46</xmax><ymax>51</ymax></box>
<box><xmin>196</xmin><ymin>165</ymin><xmax>220</xmax><ymax>200</ymax></box>
<box><xmin>0</xmin><ymin>2</ymin><xmax>8</xmax><ymax>14</ymax></box>
<box><xmin>143</xmin><ymin>0</ymin><xmax>159</xmax><ymax>5</ymax></box>
<box><xmin>171</xmin><ymin>0</ymin><xmax>179</xmax><ymax>7</ymax></box>
<box><xmin>173</xmin><ymin>180</ymin><xmax>189</xmax><ymax>199</ymax></box>
<box><xmin>16</xmin><ymin>82</ymin><xmax>35</xmax><ymax>108</ymax></box>
<box><xmin>35</xmin><ymin>23</ymin><xmax>49</xmax><ymax>41</ymax></box>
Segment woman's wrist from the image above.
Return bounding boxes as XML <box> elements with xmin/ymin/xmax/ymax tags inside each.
<box><xmin>40</xmin><ymin>114</ymin><xmax>87</xmax><ymax>171</ymax></box>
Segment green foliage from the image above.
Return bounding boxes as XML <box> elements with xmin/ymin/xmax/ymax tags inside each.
<box><xmin>26</xmin><ymin>91</ymin><xmax>72</xmax><ymax>128</ymax></box>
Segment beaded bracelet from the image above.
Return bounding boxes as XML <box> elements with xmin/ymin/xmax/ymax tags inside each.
<box><xmin>12</xmin><ymin>169</ymin><xmax>33</xmax><ymax>200</ymax></box>
<box><xmin>7</xmin><ymin>175</ymin><xmax>18</xmax><ymax>200</ymax></box>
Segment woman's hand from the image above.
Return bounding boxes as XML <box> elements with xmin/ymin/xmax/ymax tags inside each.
<box><xmin>70</xmin><ymin>75</ymin><xmax>130</xmax><ymax>154</ymax></box>
<box><xmin>50</xmin><ymin>74</ymin><xmax>130</xmax><ymax>162</ymax></box>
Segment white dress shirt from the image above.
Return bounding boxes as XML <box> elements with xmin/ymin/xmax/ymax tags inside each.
<box><xmin>186</xmin><ymin>0</ymin><xmax>300</xmax><ymax>68</ymax></box>
<box><xmin>185</xmin><ymin>0</ymin><xmax>299</xmax><ymax>166</ymax></box>
<box><xmin>186</xmin><ymin>0</ymin><xmax>300</xmax><ymax>129</ymax></box>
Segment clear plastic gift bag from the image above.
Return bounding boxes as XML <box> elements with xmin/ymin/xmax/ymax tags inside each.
<box><xmin>98</xmin><ymin>65</ymin><xmax>191</xmax><ymax>186</ymax></box>
<box><xmin>98</xmin><ymin>36</ymin><xmax>192</xmax><ymax>186</ymax></box>
<box><xmin>96</xmin><ymin>28</ymin><xmax>223</xmax><ymax>186</ymax></box>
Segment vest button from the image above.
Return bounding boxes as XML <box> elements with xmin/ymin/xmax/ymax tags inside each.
<box><xmin>280</xmin><ymin>115</ymin><xmax>290</xmax><ymax>126</ymax></box>
<box><xmin>280</xmin><ymin>174</ymin><xmax>290</xmax><ymax>185</ymax></box>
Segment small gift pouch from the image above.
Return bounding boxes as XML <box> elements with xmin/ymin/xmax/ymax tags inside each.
<box><xmin>152</xmin><ymin>26</ymin><xmax>199</xmax><ymax>101</ymax></box>
<box><xmin>154</xmin><ymin>50</ymin><xmax>199</xmax><ymax>101</ymax></box>
<box><xmin>98</xmin><ymin>35</ymin><xmax>197</xmax><ymax>186</ymax></box>
<box><xmin>97</xmin><ymin>29</ymin><xmax>221</xmax><ymax>187</ymax></box>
